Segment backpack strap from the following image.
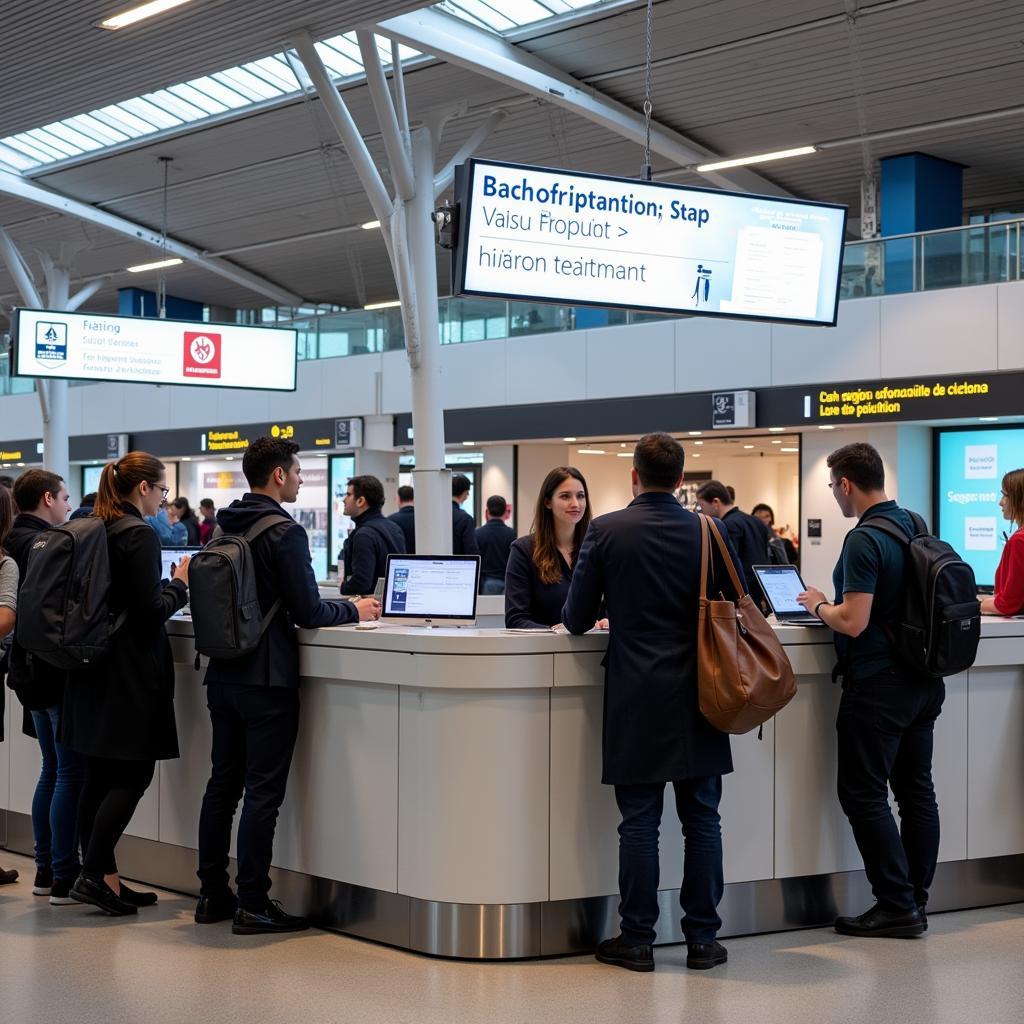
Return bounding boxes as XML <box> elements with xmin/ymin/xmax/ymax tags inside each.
<box><xmin>241</xmin><ymin>514</ymin><xmax>291</xmax><ymax>633</ymax></box>
<box><xmin>859</xmin><ymin>509</ymin><xmax>928</xmax><ymax>546</ymax></box>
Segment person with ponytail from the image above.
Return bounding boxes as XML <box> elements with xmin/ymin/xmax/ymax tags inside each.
<box><xmin>981</xmin><ymin>468</ymin><xmax>1024</xmax><ymax>617</ymax></box>
<box><xmin>61</xmin><ymin>452</ymin><xmax>190</xmax><ymax>917</ymax></box>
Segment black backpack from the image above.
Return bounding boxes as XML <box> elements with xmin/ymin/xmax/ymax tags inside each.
<box><xmin>16</xmin><ymin>516</ymin><xmax>142</xmax><ymax>670</ymax></box>
<box><xmin>188</xmin><ymin>515</ymin><xmax>285</xmax><ymax>659</ymax></box>
<box><xmin>861</xmin><ymin>511</ymin><xmax>980</xmax><ymax>678</ymax></box>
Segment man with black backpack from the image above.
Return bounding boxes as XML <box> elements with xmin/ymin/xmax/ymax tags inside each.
<box><xmin>798</xmin><ymin>442</ymin><xmax>979</xmax><ymax>939</ymax></box>
<box><xmin>192</xmin><ymin>437</ymin><xmax>379</xmax><ymax>935</ymax></box>
<box><xmin>339</xmin><ymin>475</ymin><xmax>405</xmax><ymax>595</ymax></box>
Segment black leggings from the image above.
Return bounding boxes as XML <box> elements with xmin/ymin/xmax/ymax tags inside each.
<box><xmin>78</xmin><ymin>756</ymin><xmax>156</xmax><ymax>878</ymax></box>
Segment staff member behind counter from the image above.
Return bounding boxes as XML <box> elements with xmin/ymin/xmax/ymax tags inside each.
<box><xmin>981</xmin><ymin>468</ymin><xmax>1024</xmax><ymax>616</ymax></box>
<box><xmin>505</xmin><ymin>467</ymin><xmax>606</xmax><ymax>630</ymax></box>
<box><xmin>340</xmin><ymin>475</ymin><xmax>405</xmax><ymax>595</ymax></box>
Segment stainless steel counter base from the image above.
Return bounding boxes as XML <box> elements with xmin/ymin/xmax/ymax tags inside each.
<box><xmin>5</xmin><ymin>811</ymin><xmax>1022</xmax><ymax>959</ymax></box>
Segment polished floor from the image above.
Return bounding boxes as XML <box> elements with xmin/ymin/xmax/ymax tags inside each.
<box><xmin>0</xmin><ymin>852</ymin><xmax>1021</xmax><ymax>1024</ymax></box>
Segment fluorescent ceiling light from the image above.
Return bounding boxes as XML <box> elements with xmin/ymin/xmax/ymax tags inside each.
<box><xmin>616</xmin><ymin>452</ymin><xmax>633</xmax><ymax>457</ymax></box>
<box><xmin>780</xmin><ymin>447</ymin><xmax>799</xmax><ymax>452</ymax></box>
<box><xmin>99</xmin><ymin>0</ymin><xmax>197</xmax><ymax>30</ymax></box>
<box><xmin>577</xmin><ymin>448</ymin><xmax>606</xmax><ymax>455</ymax></box>
<box><xmin>691</xmin><ymin>453</ymin><xmax>701</xmax><ymax>458</ymax></box>
<box><xmin>743</xmin><ymin>444</ymin><xmax>755</xmax><ymax>449</ymax></box>
<box><xmin>768</xmin><ymin>427</ymin><xmax>786</xmax><ymax>433</ymax></box>
<box><xmin>126</xmin><ymin>257</ymin><xmax>183</xmax><ymax>272</ymax></box>
<box><xmin>979</xmin><ymin>417</ymin><xmax>1000</xmax><ymax>422</ymax></box>
<box><xmin>462</xmin><ymin>441</ymin><xmax>475</xmax><ymax>446</ymax></box>
<box><xmin>688</xmin><ymin>431</ymin><xmax>702</xmax><ymax>436</ymax></box>
<box><xmin>361</xmin><ymin>220</ymin><xmax>381</xmax><ymax>230</ymax></box>
<box><xmin>364</xmin><ymin>299</ymin><xmax>402</xmax><ymax>310</ymax></box>
<box><xmin>693</xmin><ymin>440</ymin><xmax>703</xmax><ymax>446</ymax></box>
<box><xmin>771</xmin><ymin>440</ymin><xmax>783</xmax><ymax>445</ymax></box>
<box><xmin>563</xmin><ymin>437</ymin><xmax>577</xmax><ymax>442</ymax></box>
<box><xmin>696</xmin><ymin>146</ymin><xmax>816</xmax><ymax>173</ymax></box>
<box><xmin>818</xmin><ymin>425</ymin><xmax>836</xmax><ymax>430</ymax></box>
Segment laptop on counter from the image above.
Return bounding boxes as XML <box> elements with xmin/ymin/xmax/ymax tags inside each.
<box><xmin>381</xmin><ymin>554</ymin><xmax>481</xmax><ymax>627</ymax></box>
<box><xmin>752</xmin><ymin>564</ymin><xmax>829</xmax><ymax>626</ymax></box>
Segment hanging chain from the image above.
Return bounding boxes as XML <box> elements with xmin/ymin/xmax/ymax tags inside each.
<box><xmin>157</xmin><ymin>156</ymin><xmax>171</xmax><ymax>318</ymax></box>
<box><xmin>641</xmin><ymin>0</ymin><xmax>654</xmax><ymax>180</ymax></box>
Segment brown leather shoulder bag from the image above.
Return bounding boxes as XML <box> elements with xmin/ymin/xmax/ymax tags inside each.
<box><xmin>697</xmin><ymin>513</ymin><xmax>797</xmax><ymax>734</ymax></box>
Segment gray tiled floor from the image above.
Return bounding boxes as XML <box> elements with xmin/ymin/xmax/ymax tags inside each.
<box><xmin>1</xmin><ymin>852</ymin><xmax>1021</xmax><ymax>1024</ymax></box>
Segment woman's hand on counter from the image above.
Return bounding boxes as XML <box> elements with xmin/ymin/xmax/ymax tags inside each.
<box><xmin>355</xmin><ymin>597</ymin><xmax>381</xmax><ymax>621</ymax></box>
<box><xmin>980</xmin><ymin>596</ymin><xmax>1000</xmax><ymax>615</ymax></box>
<box><xmin>594</xmin><ymin>618</ymin><xmax>609</xmax><ymax>631</ymax></box>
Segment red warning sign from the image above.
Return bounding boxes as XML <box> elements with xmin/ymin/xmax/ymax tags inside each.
<box><xmin>183</xmin><ymin>332</ymin><xmax>222</xmax><ymax>379</ymax></box>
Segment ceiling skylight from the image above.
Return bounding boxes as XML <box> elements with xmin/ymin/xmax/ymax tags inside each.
<box><xmin>0</xmin><ymin>0</ymin><xmax>613</xmax><ymax>174</ymax></box>
<box><xmin>0</xmin><ymin>34</ymin><xmax>420</xmax><ymax>172</ymax></box>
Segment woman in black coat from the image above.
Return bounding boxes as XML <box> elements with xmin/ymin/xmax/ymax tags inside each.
<box><xmin>505</xmin><ymin>466</ymin><xmax>606</xmax><ymax>630</ymax></box>
<box><xmin>62</xmin><ymin>451</ymin><xmax>190</xmax><ymax>916</ymax></box>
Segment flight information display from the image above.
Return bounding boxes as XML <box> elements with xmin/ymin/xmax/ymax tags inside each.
<box><xmin>936</xmin><ymin>426</ymin><xmax>1024</xmax><ymax>587</ymax></box>
<box><xmin>454</xmin><ymin>159</ymin><xmax>847</xmax><ymax>326</ymax></box>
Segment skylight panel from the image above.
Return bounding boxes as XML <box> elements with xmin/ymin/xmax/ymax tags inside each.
<box><xmin>164</xmin><ymin>82</ymin><xmax>230</xmax><ymax>116</ymax></box>
<box><xmin>144</xmin><ymin>89</ymin><xmax>209</xmax><ymax>122</ymax></box>
<box><xmin>3</xmin><ymin>135</ymin><xmax>57</xmax><ymax>163</ymax></box>
<box><xmin>440</xmin><ymin>0</ymin><xmax>519</xmax><ymax>32</ymax></box>
<box><xmin>214</xmin><ymin>66</ymin><xmax>284</xmax><ymax>101</ymax></box>
<box><xmin>440</xmin><ymin>0</ymin><xmax>612</xmax><ymax>31</ymax></box>
<box><xmin>92</xmin><ymin>105</ymin><xmax>156</xmax><ymax>137</ymax></box>
<box><xmin>246</xmin><ymin>56</ymin><xmax>300</xmax><ymax>92</ymax></box>
<box><xmin>0</xmin><ymin>142</ymin><xmax>41</xmax><ymax>170</ymax></box>
<box><xmin>313</xmin><ymin>40</ymin><xmax>362</xmax><ymax>77</ymax></box>
<box><xmin>14</xmin><ymin>131</ymin><xmax>76</xmax><ymax>161</ymax></box>
<box><xmin>186</xmin><ymin>76</ymin><xmax>252</xmax><ymax>110</ymax></box>
<box><xmin>64</xmin><ymin>113</ymin><xmax>132</xmax><ymax>146</ymax></box>
<box><xmin>35</xmin><ymin>121</ymin><xmax>105</xmax><ymax>153</ymax></box>
<box><xmin>118</xmin><ymin>96</ymin><xmax>184</xmax><ymax>130</ymax></box>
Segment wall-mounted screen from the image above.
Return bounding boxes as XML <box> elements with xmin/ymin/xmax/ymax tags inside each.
<box><xmin>454</xmin><ymin>159</ymin><xmax>847</xmax><ymax>326</ymax></box>
<box><xmin>935</xmin><ymin>425</ymin><xmax>1024</xmax><ymax>587</ymax></box>
<box><xmin>13</xmin><ymin>308</ymin><xmax>297</xmax><ymax>391</ymax></box>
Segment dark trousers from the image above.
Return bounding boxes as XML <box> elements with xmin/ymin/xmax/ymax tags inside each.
<box><xmin>613</xmin><ymin>776</ymin><xmax>724</xmax><ymax>946</ymax></box>
<box><xmin>836</xmin><ymin>670</ymin><xmax>945</xmax><ymax>911</ymax></box>
<box><xmin>78</xmin><ymin>756</ymin><xmax>156</xmax><ymax>878</ymax></box>
<box><xmin>197</xmin><ymin>683</ymin><xmax>300</xmax><ymax>911</ymax></box>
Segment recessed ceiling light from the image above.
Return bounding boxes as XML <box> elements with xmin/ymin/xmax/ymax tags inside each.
<box><xmin>577</xmin><ymin>448</ymin><xmax>606</xmax><ymax>455</ymax></box>
<box><xmin>693</xmin><ymin>440</ymin><xmax>704</xmax><ymax>446</ymax></box>
<box><xmin>361</xmin><ymin>220</ymin><xmax>382</xmax><ymax>230</ymax></box>
<box><xmin>563</xmin><ymin>437</ymin><xmax>577</xmax><ymax>442</ymax></box>
<box><xmin>772</xmin><ymin>440</ymin><xmax>783</xmax><ymax>444</ymax></box>
<box><xmin>818</xmin><ymin>425</ymin><xmax>836</xmax><ymax>430</ymax></box>
<box><xmin>780</xmin><ymin>447</ymin><xmax>799</xmax><ymax>452</ymax></box>
<box><xmin>126</xmin><ymin>257</ymin><xmax>183</xmax><ymax>273</ymax></box>
<box><xmin>181</xmin><ymin>456</ymin><xmax>191</xmax><ymax>462</ymax></box>
<box><xmin>616</xmin><ymin>452</ymin><xmax>633</xmax><ymax>458</ymax></box>
<box><xmin>99</xmin><ymin>0</ymin><xmax>197</xmax><ymax>31</ymax></box>
<box><xmin>225</xmin><ymin>456</ymin><xmax>234</xmax><ymax>461</ymax></box>
<box><xmin>768</xmin><ymin>427</ymin><xmax>786</xmax><ymax>433</ymax></box>
<box><xmin>462</xmin><ymin>441</ymin><xmax>475</xmax><ymax>446</ymax></box>
<box><xmin>691</xmin><ymin>453</ymin><xmax>701</xmax><ymax>458</ymax></box>
<box><xmin>743</xmin><ymin>444</ymin><xmax>755</xmax><ymax>449</ymax></box>
<box><xmin>979</xmin><ymin>417</ymin><xmax>1000</xmax><ymax>422</ymax></box>
<box><xmin>688</xmin><ymin>431</ymin><xmax>702</xmax><ymax>436</ymax></box>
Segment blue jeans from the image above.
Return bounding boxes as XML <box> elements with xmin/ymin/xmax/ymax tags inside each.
<box><xmin>614</xmin><ymin>776</ymin><xmax>724</xmax><ymax>946</ymax></box>
<box><xmin>30</xmin><ymin>707</ymin><xmax>85</xmax><ymax>880</ymax></box>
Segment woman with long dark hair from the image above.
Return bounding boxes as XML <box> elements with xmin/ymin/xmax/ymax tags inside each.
<box><xmin>0</xmin><ymin>485</ymin><xmax>22</xmax><ymax>886</ymax></box>
<box><xmin>62</xmin><ymin>452</ymin><xmax>190</xmax><ymax>916</ymax></box>
<box><xmin>505</xmin><ymin>466</ymin><xmax>596</xmax><ymax>630</ymax></box>
<box><xmin>981</xmin><ymin>468</ymin><xmax>1024</xmax><ymax>616</ymax></box>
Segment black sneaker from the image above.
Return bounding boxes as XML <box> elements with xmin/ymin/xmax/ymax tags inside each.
<box><xmin>687</xmin><ymin>940</ymin><xmax>729</xmax><ymax>970</ymax></box>
<box><xmin>594</xmin><ymin>935</ymin><xmax>655</xmax><ymax>973</ymax></box>
<box><xmin>119</xmin><ymin>883</ymin><xmax>159</xmax><ymax>907</ymax></box>
<box><xmin>232</xmin><ymin>900</ymin><xmax>309</xmax><ymax>935</ymax></box>
<box><xmin>918</xmin><ymin>905</ymin><xmax>928</xmax><ymax>932</ymax></box>
<box><xmin>834</xmin><ymin>904</ymin><xmax>924</xmax><ymax>938</ymax></box>
<box><xmin>70</xmin><ymin>874</ymin><xmax>138</xmax><ymax>917</ymax></box>
<box><xmin>49</xmin><ymin>878</ymin><xmax>77</xmax><ymax>905</ymax></box>
<box><xmin>0</xmin><ymin>866</ymin><xmax>19</xmax><ymax>885</ymax></box>
<box><xmin>32</xmin><ymin>869</ymin><xmax>53</xmax><ymax>896</ymax></box>
<box><xmin>195</xmin><ymin>892</ymin><xmax>238</xmax><ymax>924</ymax></box>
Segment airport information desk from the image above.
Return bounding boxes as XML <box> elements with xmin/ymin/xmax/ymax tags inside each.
<box><xmin>2</xmin><ymin>617</ymin><xmax>1023</xmax><ymax>958</ymax></box>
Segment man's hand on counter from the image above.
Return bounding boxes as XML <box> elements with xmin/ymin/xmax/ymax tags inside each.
<box><xmin>355</xmin><ymin>597</ymin><xmax>381</xmax><ymax>621</ymax></box>
<box><xmin>796</xmin><ymin>587</ymin><xmax>828</xmax><ymax>617</ymax></box>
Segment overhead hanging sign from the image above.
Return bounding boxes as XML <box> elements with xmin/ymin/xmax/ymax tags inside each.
<box><xmin>12</xmin><ymin>308</ymin><xmax>297</xmax><ymax>391</ymax></box>
<box><xmin>453</xmin><ymin>159</ymin><xmax>847</xmax><ymax>327</ymax></box>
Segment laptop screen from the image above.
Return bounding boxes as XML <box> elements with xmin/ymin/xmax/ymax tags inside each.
<box><xmin>752</xmin><ymin>564</ymin><xmax>810</xmax><ymax>616</ymax></box>
<box><xmin>382</xmin><ymin>556</ymin><xmax>480</xmax><ymax>622</ymax></box>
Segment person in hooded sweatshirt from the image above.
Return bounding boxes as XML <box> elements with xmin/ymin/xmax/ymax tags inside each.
<box><xmin>195</xmin><ymin>437</ymin><xmax>380</xmax><ymax>935</ymax></box>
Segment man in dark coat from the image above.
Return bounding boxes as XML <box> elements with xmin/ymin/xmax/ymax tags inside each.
<box><xmin>563</xmin><ymin>433</ymin><xmax>745</xmax><ymax>974</ymax></box>
<box><xmin>695</xmin><ymin>480</ymin><xmax>772</xmax><ymax>594</ymax></box>
<box><xmin>340</xmin><ymin>475</ymin><xmax>406</xmax><ymax>595</ymax></box>
<box><xmin>196</xmin><ymin>438</ymin><xmax>380</xmax><ymax>935</ymax></box>
<box><xmin>388</xmin><ymin>485</ymin><xmax>416</xmax><ymax>554</ymax></box>
<box><xmin>475</xmin><ymin>495</ymin><xmax>515</xmax><ymax>594</ymax></box>
<box><xmin>451</xmin><ymin>474</ymin><xmax>479</xmax><ymax>557</ymax></box>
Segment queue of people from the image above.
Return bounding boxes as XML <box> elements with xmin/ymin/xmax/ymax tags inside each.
<box><xmin>1</xmin><ymin>440</ymin><xmax>1013</xmax><ymax>970</ymax></box>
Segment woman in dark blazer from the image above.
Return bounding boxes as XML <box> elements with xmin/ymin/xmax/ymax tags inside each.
<box><xmin>62</xmin><ymin>451</ymin><xmax>191</xmax><ymax>916</ymax></box>
<box><xmin>506</xmin><ymin>466</ymin><xmax>602</xmax><ymax>630</ymax></box>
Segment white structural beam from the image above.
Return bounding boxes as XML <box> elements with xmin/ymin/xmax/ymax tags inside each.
<box><xmin>0</xmin><ymin>168</ymin><xmax>303</xmax><ymax>306</ymax></box>
<box><xmin>0</xmin><ymin>225</ymin><xmax>42</xmax><ymax>307</ymax></box>
<box><xmin>434</xmin><ymin>109</ymin><xmax>508</xmax><ymax>198</ymax></box>
<box><xmin>376</xmin><ymin>8</ymin><xmax>790</xmax><ymax>197</ymax></box>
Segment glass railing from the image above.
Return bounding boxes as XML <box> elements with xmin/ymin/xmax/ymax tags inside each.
<box><xmin>3</xmin><ymin>219</ymin><xmax>1022</xmax><ymax>397</ymax></box>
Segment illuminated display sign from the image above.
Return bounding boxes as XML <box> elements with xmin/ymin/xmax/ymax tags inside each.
<box><xmin>13</xmin><ymin>308</ymin><xmax>297</xmax><ymax>391</ymax></box>
<box><xmin>454</xmin><ymin>159</ymin><xmax>847</xmax><ymax>326</ymax></box>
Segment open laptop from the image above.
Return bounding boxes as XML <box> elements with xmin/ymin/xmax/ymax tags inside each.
<box><xmin>381</xmin><ymin>555</ymin><xmax>481</xmax><ymax>627</ymax></box>
<box><xmin>752</xmin><ymin>564</ymin><xmax>828</xmax><ymax>626</ymax></box>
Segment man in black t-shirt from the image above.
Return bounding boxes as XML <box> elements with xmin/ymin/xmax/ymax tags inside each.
<box><xmin>798</xmin><ymin>443</ymin><xmax>939</xmax><ymax>940</ymax></box>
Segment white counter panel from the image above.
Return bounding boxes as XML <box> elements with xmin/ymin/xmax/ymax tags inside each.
<box><xmin>8</xmin><ymin>721</ymin><xmax>35</xmax><ymax>816</ymax></box>
<box><xmin>934</xmin><ymin>673</ymin><xmax>968</xmax><ymax>863</ymax></box>
<box><xmin>967</xmin><ymin>665</ymin><xmax>1024</xmax><ymax>859</ymax></box>
<box><xmin>399</xmin><ymin>687</ymin><xmax>550</xmax><ymax>904</ymax></box>
<box><xmin>275</xmin><ymin>679</ymin><xmax>399</xmax><ymax>892</ymax></box>
<box><xmin>720</xmin><ymin>721</ymin><xmax>776</xmax><ymax>883</ymax></box>
<box><xmin>1</xmin><ymin>689</ymin><xmax>10</xmax><ymax>821</ymax></box>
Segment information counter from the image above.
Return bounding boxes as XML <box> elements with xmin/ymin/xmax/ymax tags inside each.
<box><xmin>3</xmin><ymin>619</ymin><xmax>1023</xmax><ymax>958</ymax></box>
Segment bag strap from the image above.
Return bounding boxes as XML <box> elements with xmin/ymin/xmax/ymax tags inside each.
<box><xmin>699</xmin><ymin>514</ymin><xmax>747</xmax><ymax>600</ymax></box>
<box><xmin>859</xmin><ymin>509</ymin><xmax>928</xmax><ymax>546</ymax></box>
<box><xmin>242</xmin><ymin>514</ymin><xmax>290</xmax><ymax>544</ymax></box>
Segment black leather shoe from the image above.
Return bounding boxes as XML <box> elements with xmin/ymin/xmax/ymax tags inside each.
<box><xmin>70</xmin><ymin>875</ymin><xmax>138</xmax><ymax>917</ymax></box>
<box><xmin>195</xmin><ymin>892</ymin><xmax>238</xmax><ymax>924</ymax></box>
<box><xmin>834</xmin><ymin>904</ymin><xmax>924</xmax><ymax>938</ymax></box>
<box><xmin>918</xmin><ymin>905</ymin><xmax>928</xmax><ymax>931</ymax></box>
<box><xmin>0</xmin><ymin>866</ymin><xmax>19</xmax><ymax>885</ymax></box>
<box><xmin>232</xmin><ymin>900</ymin><xmax>309</xmax><ymax>935</ymax></box>
<box><xmin>119</xmin><ymin>883</ymin><xmax>158</xmax><ymax>907</ymax></box>
<box><xmin>594</xmin><ymin>935</ymin><xmax>655</xmax><ymax>973</ymax></box>
<box><xmin>687</xmin><ymin>940</ymin><xmax>729</xmax><ymax>970</ymax></box>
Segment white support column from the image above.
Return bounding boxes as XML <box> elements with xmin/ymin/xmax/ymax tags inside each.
<box><xmin>39</xmin><ymin>254</ymin><xmax>71</xmax><ymax>484</ymax></box>
<box><xmin>407</xmin><ymin>126</ymin><xmax>452</xmax><ymax>556</ymax></box>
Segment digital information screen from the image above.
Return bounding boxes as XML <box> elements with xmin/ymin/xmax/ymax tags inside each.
<box><xmin>936</xmin><ymin>426</ymin><xmax>1024</xmax><ymax>587</ymax></box>
<box><xmin>383</xmin><ymin>557</ymin><xmax>478</xmax><ymax>619</ymax></box>
<box><xmin>455</xmin><ymin>159</ymin><xmax>847</xmax><ymax>326</ymax></box>
<box><xmin>13</xmin><ymin>308</ymin><xmax>297</xmax><ymax>391</ymax></box>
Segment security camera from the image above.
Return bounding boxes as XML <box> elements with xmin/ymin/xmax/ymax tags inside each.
<box><xmin>433</xmin><ymin>203</ymin><xmax>458</xmax><ymax>250</ymax></box>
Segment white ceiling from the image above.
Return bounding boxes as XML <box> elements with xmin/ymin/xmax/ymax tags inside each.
<box><xmin>2</xmin><ymin>0</ymin><xmax>1024</xmax><ymax>313</ymax></box>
